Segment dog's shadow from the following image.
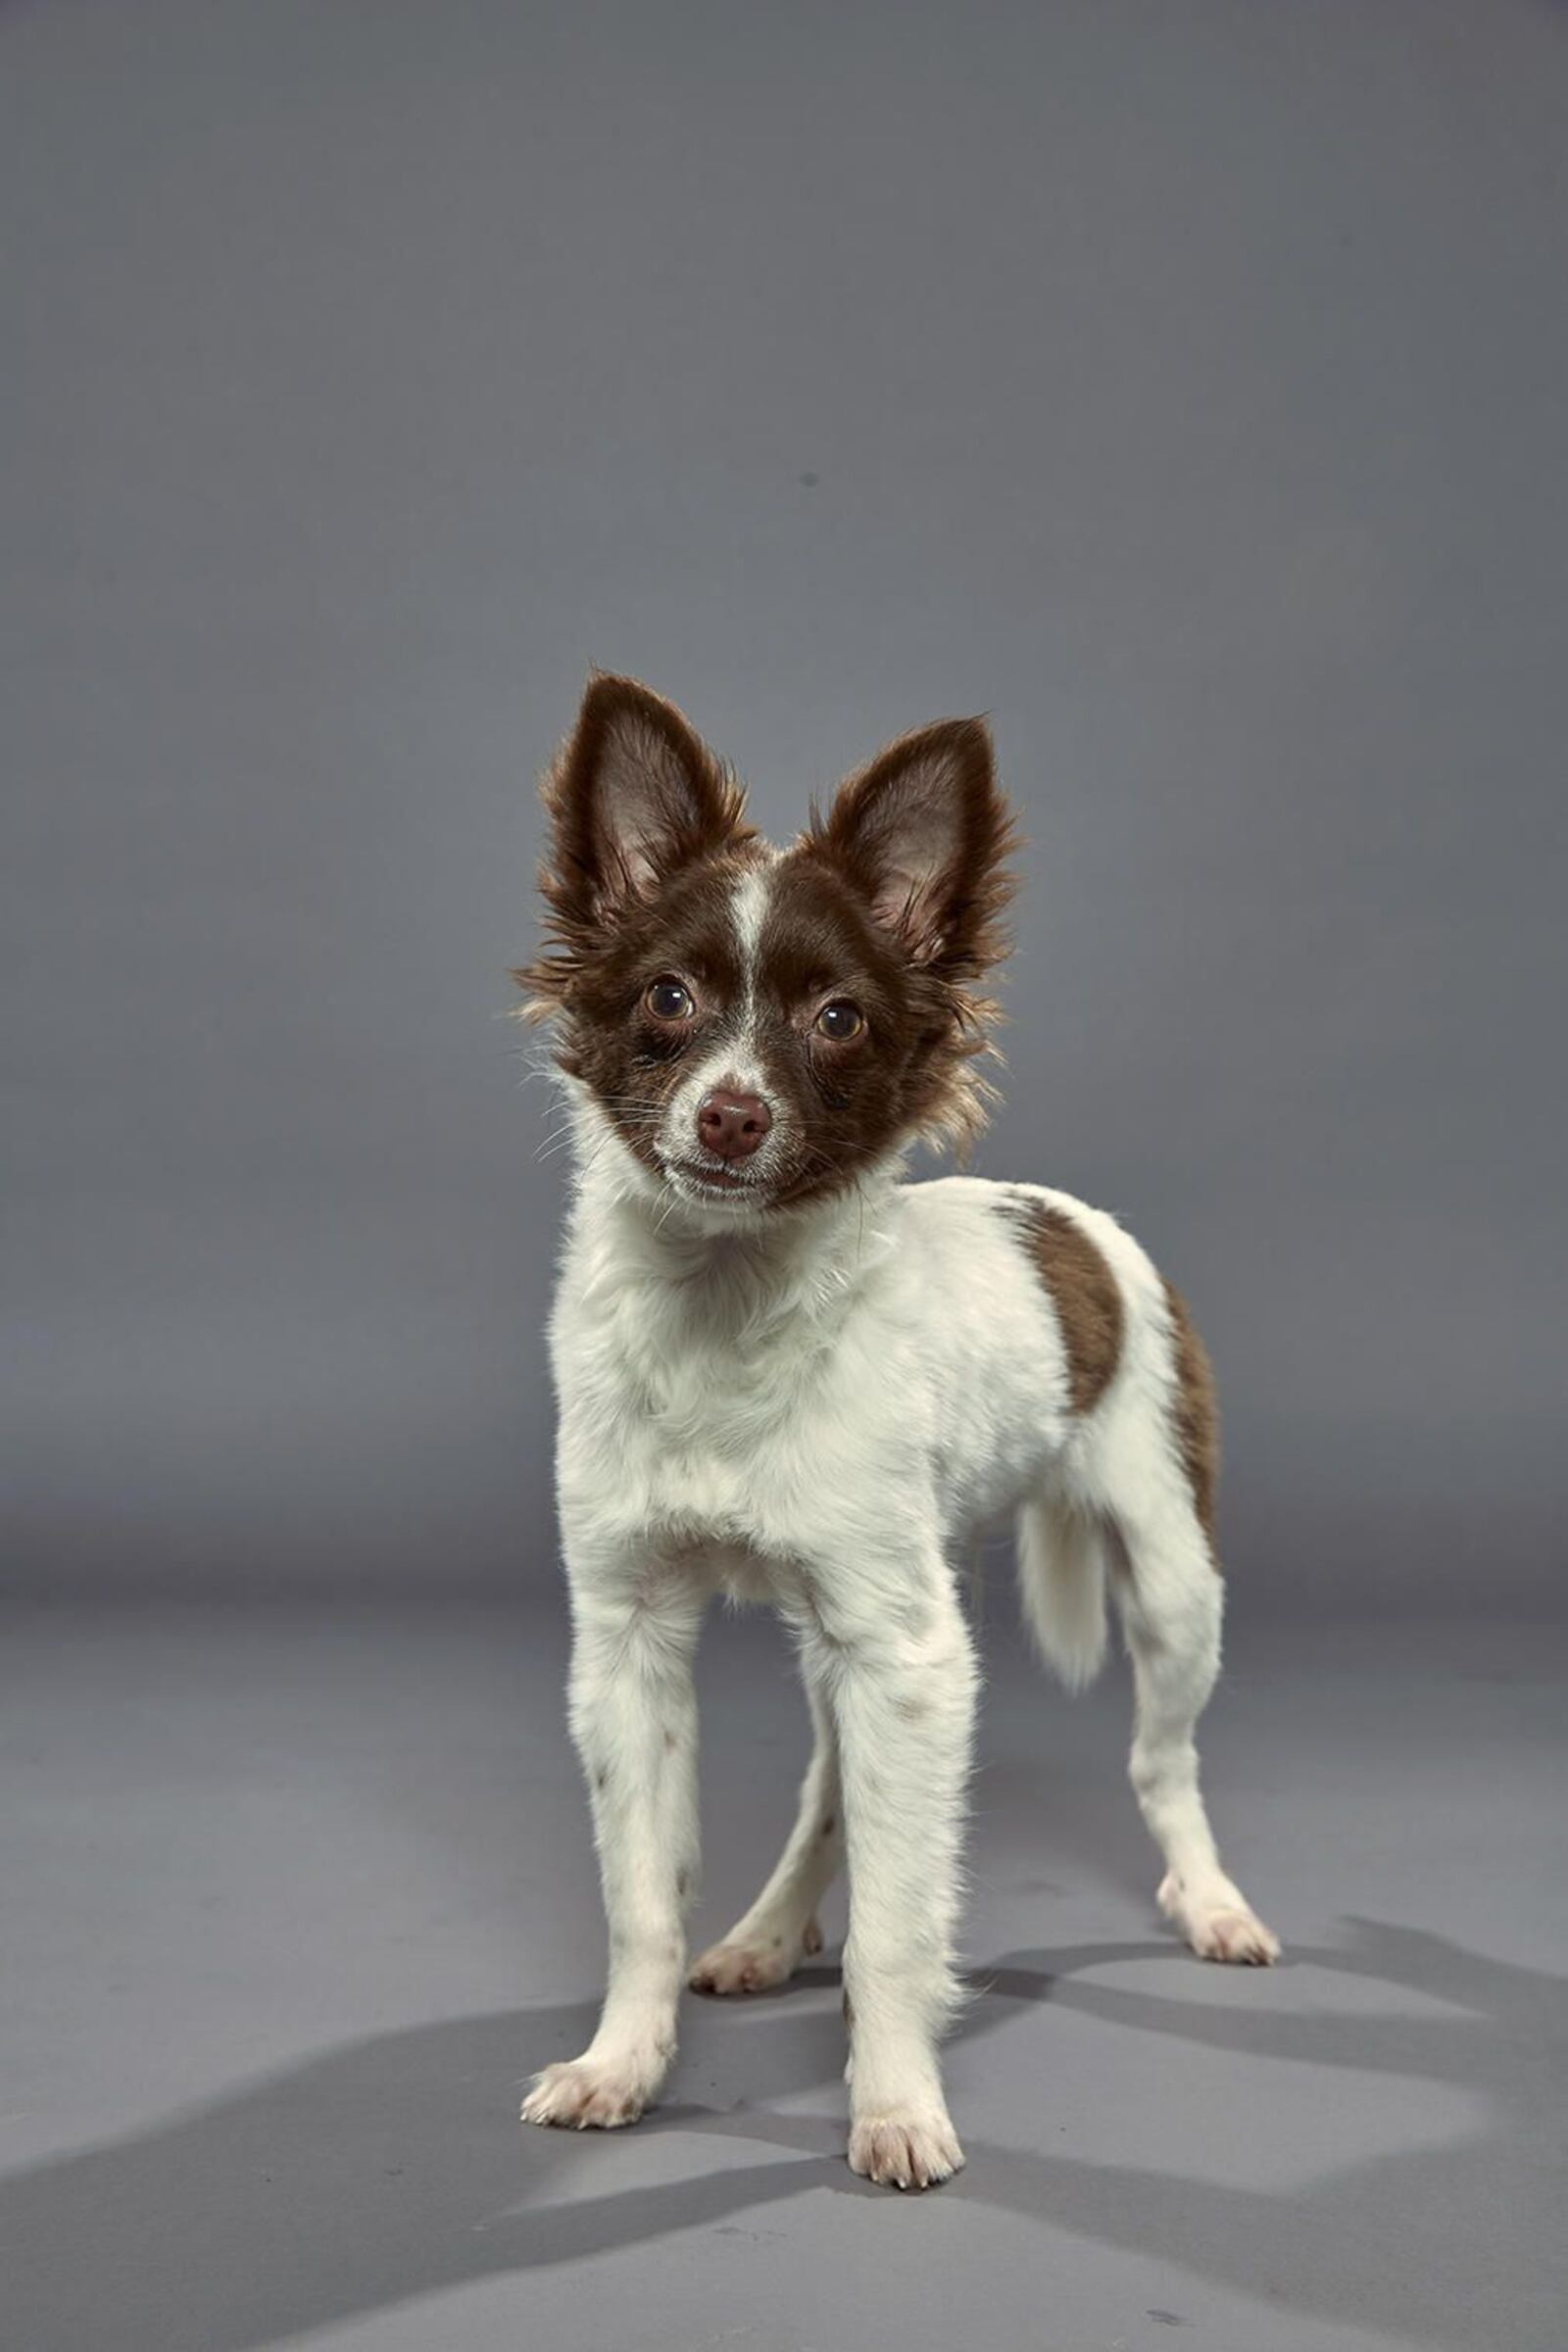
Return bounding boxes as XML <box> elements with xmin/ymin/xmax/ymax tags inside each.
<box><xmin>5</xmin><ymin>1920</ymin><xmax>1562</xmax><ymax>2352</ymax></box>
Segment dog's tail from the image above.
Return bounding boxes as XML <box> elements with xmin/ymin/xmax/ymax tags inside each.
<box><xmin>1015</xmin><ymin>1494</ymin><xmax>1109</xmax><ymax>1691</ymax></box>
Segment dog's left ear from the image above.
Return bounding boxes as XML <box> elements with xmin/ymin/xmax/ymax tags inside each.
<box><xmin>808</xmin><ymin>717</ymin><xmax>1015</xmax><ymax>976</ymax></box>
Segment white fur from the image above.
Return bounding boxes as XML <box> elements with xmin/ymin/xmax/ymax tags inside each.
<box><xmin>522</xmin><ymin>882</ymin><xmax>1278</xmax><ymax>2187</ymax></box>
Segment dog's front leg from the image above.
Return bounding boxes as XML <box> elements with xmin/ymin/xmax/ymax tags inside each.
<box><xmin>522</xmin><ymin>1568</ymin><xmax>703</xmax><ymax>2132</ymax></box>
<box><xmin>802</xmin><ymin>1569</ymin><xmax>977</xmax><ymax>2189</ymax></box>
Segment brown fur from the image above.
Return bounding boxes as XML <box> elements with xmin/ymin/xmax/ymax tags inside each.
<box><xmin>796</xmin><ymin>718</ymin><xmax>1018</xmax><ymax>1153</ymax></box>
<box><xmin>1163</xmin><ymin>1279</ymin><xmax>1220</xmax><ymax>1548</ymax></box>
<box><xmin>1004</xmin><ymin>1200</ymin><xmax>1124</xmax><ymax>1415</ymax></box>
<box><xmin>744</xmin><ymin>846</ymin><xmax>998</xmax><ymax>1201</ymax></box>
<box><xmin>525</xmin><ymin>846</ymin><xmax>767</xmax><ymax>1175</ymax></box>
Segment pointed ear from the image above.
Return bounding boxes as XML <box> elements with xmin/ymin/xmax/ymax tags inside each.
<box><xmin>809</xmin><ymin>717</ymin><xmax>1015</xmax><ymax>974</ymax></box>
<box><xmin>517</xmin><ymin>674</ymin><xmax>752</xmax><ymax>1020</ymax></box>
<box><xmin>541</xmin><ymin>672</ymin><xmax>750</xmax><ymax>925</ymax></box>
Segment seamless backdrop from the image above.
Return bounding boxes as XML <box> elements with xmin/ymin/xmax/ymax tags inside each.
<box><xmin>4</xmin><ymin>0</ymin><xmax>1565</xmax><ymax>1612</ymax></box>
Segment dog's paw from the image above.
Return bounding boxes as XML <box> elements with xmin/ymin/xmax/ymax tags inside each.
<box><xmin>689</xmin><ymin>1916</ymin><xmax>820</xmax><ymax>1996</ymax></box>
<box><xmin>520</xmin><ymin>2054</ymin><xmax>653</xmax><ymax>2131</ymax></box>
<box><xmin>1159</xmin><ymin>1873</ymin><xmax>1281</xmax><ymax>1966</ymax></box>
<box><xmin>848</xmin><ymin>2106</ymin><xmax>964</xmax><ymax>2191</ymax></box>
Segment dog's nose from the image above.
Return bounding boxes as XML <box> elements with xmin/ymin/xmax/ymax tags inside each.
<box><xmin>697</xmin><ymin>1088</ymin><xmax>772</xmax><ymax>1161</ymax></box>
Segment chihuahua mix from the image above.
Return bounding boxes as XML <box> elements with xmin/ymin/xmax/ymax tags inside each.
<box><xmin>517</xmin><ymin>674</ymin><xmax>1277</xmax><ymax>2189</ymax></box>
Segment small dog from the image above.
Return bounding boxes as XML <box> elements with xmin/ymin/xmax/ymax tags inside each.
<box><xmin>517</xmin><ymin>673</ymin><xmax>1278</xmax><ymax>2189</ymax></box>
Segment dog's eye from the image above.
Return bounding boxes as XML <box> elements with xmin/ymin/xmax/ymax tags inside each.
<box><xmin>814</xmin><ymin>1000</ymin><xmax>864</xmax><ymax>1042</ymax></box>
<box><xmin>644</xmin><ymin>977</ymin><xmax>696</xmax><ymax>1022</ymax></box>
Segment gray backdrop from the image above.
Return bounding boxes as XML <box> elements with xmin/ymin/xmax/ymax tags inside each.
<box><xmin>5</xmin><ymin>0</ymin><xmax>1565</xmax><ymax>1611</ymax></box>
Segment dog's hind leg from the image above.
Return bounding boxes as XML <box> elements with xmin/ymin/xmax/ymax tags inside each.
<box><xmin>1114</xmin><ymin>1533</ymin><xmax>1278</xmax><ymax>1963</ymax></box>
<box><xmin>690</xmin><ymin>1677</ymin><xmax>842</xmax><ymax>1995</ymax></box>
<box><xmin>1069</xmin><ymin>1276</ymin><xmax>1281</xmax><ymax>1966</ymax></box>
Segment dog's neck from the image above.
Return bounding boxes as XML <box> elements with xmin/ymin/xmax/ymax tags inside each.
<box><xmin>564</xmin><ymin>1091</ymin><xmax>904</xmax><ymax>1327</ymax></box>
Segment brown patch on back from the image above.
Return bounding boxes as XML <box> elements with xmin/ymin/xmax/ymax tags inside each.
<box><xmin>1008</xmin><ymin>1200</ymin><xmax>1123</xmax><ymax>1414</ymax></box>
<box><xmin>1163</xmin><ymin>1279</ymin><xmax>1220</xmax><ymax>1547</ymax></box>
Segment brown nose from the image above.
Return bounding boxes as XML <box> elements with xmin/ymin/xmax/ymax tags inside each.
<box><xmin>697</xmin><ymin>1087</ymin><xmax>772</xmax><ymax>1161</ymax></box>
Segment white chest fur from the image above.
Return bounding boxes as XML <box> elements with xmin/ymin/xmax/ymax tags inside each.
<box><xmin>552</xmin><ymin>1182</ymin><xmax>928</xmax><ymax>1565</ymax></box>
<box><xmin>548</xmin><ymin>1152</ymin><xmax>1094</xmax><ymax>1582</ymax></box>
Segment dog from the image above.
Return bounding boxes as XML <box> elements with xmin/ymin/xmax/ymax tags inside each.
<box><xmin>516</xmin><ymin>672</ymin><xmax>1279</xmax><ymax>2190</ymax></box>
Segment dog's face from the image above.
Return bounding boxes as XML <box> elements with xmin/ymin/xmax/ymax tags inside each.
<box><xmin>518</xmin><ymin>676</ymin><xmax>1016</xmax><ymax>1218</ymax></box>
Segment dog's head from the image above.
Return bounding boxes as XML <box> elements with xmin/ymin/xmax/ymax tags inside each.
<box><xmin>517</xmin><ymin>674</ymin><xmax>1017</xmax><ymax>1218</ymax></box>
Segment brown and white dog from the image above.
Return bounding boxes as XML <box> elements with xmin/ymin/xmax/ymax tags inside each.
<box><xmin>517</xmin><ymin>673</ymin><xmax>1278</xmax><ymax>2190</ymax></box>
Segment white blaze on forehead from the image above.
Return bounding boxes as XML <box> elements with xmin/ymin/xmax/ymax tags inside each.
<box><xmin>730</xmin><ymin>862</ymin><xmax>771</xmax><ymax>987</ymax></box>
<box><xmin>728</xmin><ymin>870</ymin><xmax>770</xmax><ymax>1072</ymax></box>
<box><xmin>725</xmin><ymin>860</ymin><xmax>773</xmax><ymax>1079</ymax></box>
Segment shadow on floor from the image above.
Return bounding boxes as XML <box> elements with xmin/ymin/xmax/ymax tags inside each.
<box><xmin>5</xmin><ymin>1922</ymin><xmax>1562</xmax><ymax>2351</ymax></box>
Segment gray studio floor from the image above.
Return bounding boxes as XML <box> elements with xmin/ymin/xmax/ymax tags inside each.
<box><xmin>3</xmin><ymin>1593</ymin><xmax>1564</xmax><ymax>2352</ymax></box>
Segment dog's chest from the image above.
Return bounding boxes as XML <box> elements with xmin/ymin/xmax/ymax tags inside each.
<box><xmin>584</xmin><ymin>1278</ymin><xmax>818</xmax><ymax>1435</ymax></box>
<box><xmin>551</xmin><ymin>1247</ymin><xmax>922</xmax><ymax>1551</ymax></box>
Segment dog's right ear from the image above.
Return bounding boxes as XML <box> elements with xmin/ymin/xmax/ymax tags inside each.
<box><xmin>518</xmin><ymin>674</ymin><xmax>752</xmax><ymax>1015</ymax></box>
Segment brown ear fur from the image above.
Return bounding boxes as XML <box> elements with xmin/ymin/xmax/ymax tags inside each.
<box><xmin>514</xmin><ymin>673</ymin><xmax>754</xmax><ymax>1018</ymax></box>
<box><xmin>798</xmin><ymin>717</ymin><xmax>1018</xmax><ymax>1151</ymax></box>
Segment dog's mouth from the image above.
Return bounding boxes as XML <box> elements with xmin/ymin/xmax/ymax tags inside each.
<box><xmin>660</xmin><ymin>1149</ymin><xmax>861</xmax><ymax>1214</ymax></box>
<box><xmin>665</xmin><ymin>1156</ymin><xmax>772</xmax><ymax>1202</ymax></box>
